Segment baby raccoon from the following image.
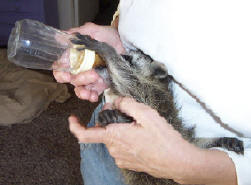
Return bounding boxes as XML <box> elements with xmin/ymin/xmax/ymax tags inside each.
<box><xmin>71</xmin><ymin>33</ymin><xmax>244</xmax><ymax>185</ymax></box>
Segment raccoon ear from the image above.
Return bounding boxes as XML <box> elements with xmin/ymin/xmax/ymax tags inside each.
<box><xmin>150</xmin><ymin>61</ymin><xmax>169</xmax><ymax>80</ymax></box>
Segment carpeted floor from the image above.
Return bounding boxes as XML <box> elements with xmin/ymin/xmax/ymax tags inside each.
<box><xmin>1</xmin><ymin>50</ymin><xmax>98</xmax><ymax>185</ymax></box>
<box><xmin>0</xmin><ymin>83</ymin><xmax>99</xmax><ymax>185</ymax></box>
<box><xmin>0</xmin><ymin>1</ymin><xmax>119</xmax><ymax>184</ymax></box>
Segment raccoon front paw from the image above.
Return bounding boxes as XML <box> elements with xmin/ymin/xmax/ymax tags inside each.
<box><xmin>98</xmin><ymin>109</ymin><xmax>134</xmax><ymax>127</ymax></box>
<box><xmin>70</xmin><ymin>33</ymin><xmax>99</xmax><ymax>51</ymax></box>
<box><xmin>209</xmin><ymin>137</ymin><xmax>244</xmax><ymax>155</ymax></box>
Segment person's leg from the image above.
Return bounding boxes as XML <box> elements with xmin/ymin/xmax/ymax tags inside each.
<box><xmin>80</xmin><ymin>103</ymin><xmax>126</xmax><ymax>185</ymax></box>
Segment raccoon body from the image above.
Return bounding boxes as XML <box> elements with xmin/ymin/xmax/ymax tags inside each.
<box><xmin>71</xmin><ymin>33</ymin><xmax>244</xmax><ymax>185</ymax></box>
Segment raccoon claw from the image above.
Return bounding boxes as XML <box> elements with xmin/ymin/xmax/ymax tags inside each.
<box><xmin>224</xmin><ymin>138</ymin><xmax>244</xmax><ymax>154</ymax></box>
<box><xmin>70</xmin><ymin>38</ymin><xmax>84</xmax><ymax>45</ymax></box>
<box><xmin>73</xmin><ymin>32</ymin><xmax>87</xmax><ymax>39</ymax></box>
<box><xmin>71</xmin><ymin>33</ymin><xmax>97</xmax><ymax>47</ymax></box>
<box><xmin>98</xmin><ymin>109</ymin><xmax>134</xmax><ymax>127</ymax></box>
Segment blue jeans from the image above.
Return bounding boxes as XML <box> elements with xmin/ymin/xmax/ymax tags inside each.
<box><xmin>80</xmin><ymin>103</ymin><xmax>126</xmax><ymax>185</ymax></box>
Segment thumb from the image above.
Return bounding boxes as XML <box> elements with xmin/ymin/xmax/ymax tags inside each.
<box><xmin>66</xmin><ymin>27</ymin><xmax>82</xmax><ymax>34</ymax></box>
<box><xmin>67</xmin><ymin>23</ymin><xmax>98</xmax><ymax>36</ymax></box>
<box><xmin>69</xmin><ymin>115</ymin><xmax>107</xmax><ymax>143</ymax></box>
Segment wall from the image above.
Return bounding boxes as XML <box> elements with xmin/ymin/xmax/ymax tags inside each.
<box><xmin>76</xmin><ymin>0</ymin><xmax>99</xmax><ymax>26</ymax></box>
<box><xmin>57</xmin><ymin>0</ymin><xmax>99</xmax><ymax>30</ymax></box>
<box><xmin>57</xmin><ymin>0</ymin><xmax>75</xmax><ymax>30</ymax></box>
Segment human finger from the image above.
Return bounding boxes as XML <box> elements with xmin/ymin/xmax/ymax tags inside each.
<box><xmin>74</xmin><ymin>86</ymin><xmax>91</xmax><ymax>100</ymax></box>
<box><xmin>53</xmin><ymin>70</ymin><xmax>71</xmax><ymax>83</ymax></box>
<box><xmin>89</xmin><ymin>90</ymin><xmax>99</xmax><ymax>102</ymax></box>
<box><xmin>85</xmin><ymin>78</ymin><xmax>109</xmax><ymax>95</ymax></box>
<box><xmin>67</xmin><ymin>23</ymin><xmax>98</xmax><ymax>36</ymax></box>
<box><xmin>69</xmin><ymin>115</ymin><xmax>107</xmax><ymax>143</ymax></box>
<box><xmin>66</xmin><ymin>27</ymin><xmax>81</xmax><ymax>34</ymax></box>
<box><xmin>70</xmin><ymin>70</ymin><xmax>100</xmax><ymax>87</ymax></box>
<box><xmin>74</xmin><ymin>86</ymin><xmax>99</xmax><ymax>102</ymax></box>
<box><xmin>78</xmin><ymin>22</ymin><xmax>99</xmax><ymax>35</ymax></box>
<box><xmin>52</xmin><ymin>49</ymin><xmax>71</xmax><ymax>83</ymax></box>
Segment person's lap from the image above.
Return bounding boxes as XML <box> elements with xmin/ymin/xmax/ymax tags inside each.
<box><xmin>80</xmin><ymin>103</ymin><xmax>126</xmax><ymax>185</ymax></box>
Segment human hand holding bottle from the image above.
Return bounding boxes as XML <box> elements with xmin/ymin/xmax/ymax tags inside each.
<box><xmin>53</xmin><ymin>23</ymin><xmax>125</xmax><ymax>102</ymax></box>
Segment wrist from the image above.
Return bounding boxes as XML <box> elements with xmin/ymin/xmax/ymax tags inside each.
<box><xmin>156</xmin><ymin>130</ymin><xmax>201</xmax><ymax>181</ymax></box>
<box><xmin>174</xmin><ymin>148</ymin><xmax>237</xmax><ymax>185</ymax></box>
<box><xmin>169</xmin><ymin>143</ymin><xmax>203</xmax><ymax>183</ymax></box>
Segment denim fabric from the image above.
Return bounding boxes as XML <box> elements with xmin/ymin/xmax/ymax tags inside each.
<box><xmin>80</xmin><ymin>103</ymin><xmax>126</xmax><ymax>185</ymax></box>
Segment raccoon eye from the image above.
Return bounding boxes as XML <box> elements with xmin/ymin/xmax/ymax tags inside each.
<box><xmin>121</xmin><ymin>54</ymin><xmax>133</xmax><ymax>64</ymax></box>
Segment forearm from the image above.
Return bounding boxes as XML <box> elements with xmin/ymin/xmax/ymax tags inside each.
<box><xmin>174</xmin><ymin>148</ymin><xmax>237</xmax><ymax>185</ymax></box>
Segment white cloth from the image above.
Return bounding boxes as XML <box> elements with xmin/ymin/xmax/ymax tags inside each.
<box><xmin>118</xmin><ymin>0</ymin><xmax>251</xmax><ymax>184</ymax></box>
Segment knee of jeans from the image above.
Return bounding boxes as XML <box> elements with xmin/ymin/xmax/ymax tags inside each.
<box><xmin>80</xmin><ymin>143</ymin><xmax>93</xmax><ymax>159</ymax></box>
<box><xmin>80</xmin><ymin>143</ymin><xmax>105</xmax><ymax>152</ymax></box>
<box><xmin>80</xmin><ymin>143</ymin><xmax>92</xmax><ymax>151</ymax></box>
<box><xmin>80</xmin><ymin>143</ymin><xmax>107</xmax><ymax>160</ymax></box>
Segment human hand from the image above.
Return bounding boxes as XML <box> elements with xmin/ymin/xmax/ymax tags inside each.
<box><xmin>68</xmin><ymin>97</ymin><xmax>199</xmax><ymax>181</ymax></box>
<box><xmin>53</xmin><ymin>23</ymin><xmax>125</xmax><ymax>102</ymax></box>
<box><xmin>67</xmin><ymin>23</ymin><xmax>125</xmax><ymax>54</ymax></box>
